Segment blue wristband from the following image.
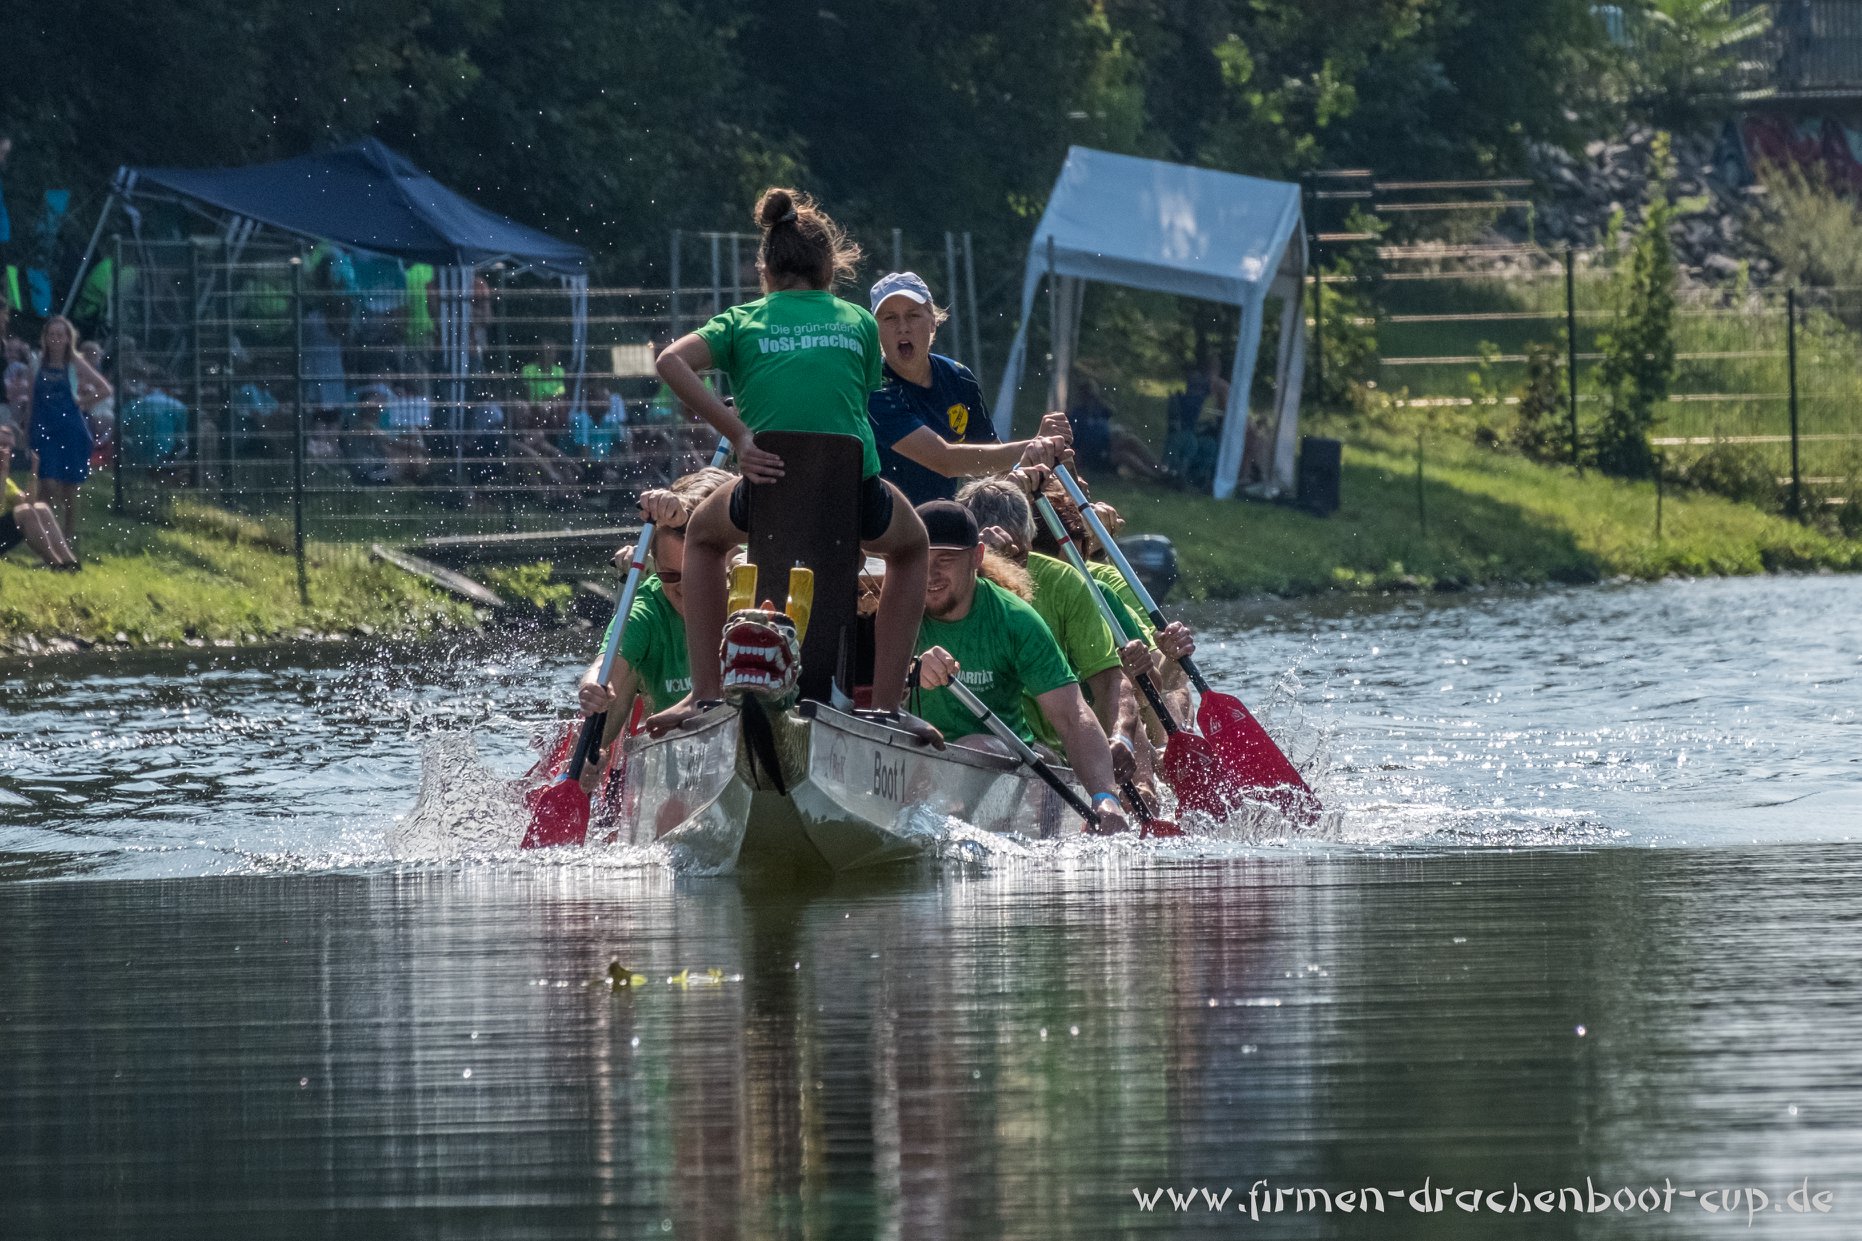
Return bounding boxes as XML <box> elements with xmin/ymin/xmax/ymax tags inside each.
<box><xmin>1091</xmin><ymin>792</ymin><xmax>1121</xmax><ymax>807</ymax></box>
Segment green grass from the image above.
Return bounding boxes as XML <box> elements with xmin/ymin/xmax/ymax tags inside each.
<box><xmin>1095</xmin><ymin>416</ymin><xmax>1862</xmax><ymax>600</ymax></box>
<box><xmin>1372</xmin><ymin>270</ymin><xmax>1862</xmax><ymax>488</ymax></box>
<box><xmin>0</xmin><ymin>473</ymin><xmax>476</xmax><ymax>649</ymax></box>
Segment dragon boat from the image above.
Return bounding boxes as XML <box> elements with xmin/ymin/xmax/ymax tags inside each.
<box><xmin>599</xmin><ymin>431</ymin><xmax>1085</xmax><ymax>874</ymax></box>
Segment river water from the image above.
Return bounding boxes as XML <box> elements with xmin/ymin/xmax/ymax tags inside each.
<box><xmin>1</xmin><ymin>575</ymin><xmax>1857</xmax><ymax>1236</ymax></box>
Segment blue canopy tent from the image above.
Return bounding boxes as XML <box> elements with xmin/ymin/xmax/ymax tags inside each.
<box><xmin>63</xmin><ymin>139</ymin><xmax>592</xmax><ymax>452</ymax></box>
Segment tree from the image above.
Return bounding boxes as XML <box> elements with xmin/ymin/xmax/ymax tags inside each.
<box><xmin>1594</xmin><ymin>133</ymin><xmax>1678</xmax><ymax>479</ymax></box>
<box><xmin>1620</xmin><ymin>0</ymin><xmax>1771</xmax><ymax>126</ymax></box>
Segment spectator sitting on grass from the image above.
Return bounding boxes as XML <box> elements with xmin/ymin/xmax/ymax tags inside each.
<box><xmin>2</xmin><ymin>339</ymin><xmax>30</xmax><ymax>433</ymax></box>
<box><xmin>381</xmin><ymin>380</ymin><xmax>432</xmax><ymax>483</ymax></box>
<box><xmin>510</xmin><ymin>384</ymin><xmax>579</xmax><ymax>495</ymax></box>
<box><xmin>1067</xmin><ymin>374</ymin><xmax>1168</xmax><ymax>482</ymax></box>
<box><xmin>461</xmin><ymin>380</ymin><xmax>507</xmax><ymax>497</ymax></box>
<box><xmin>522</xmin><ymin>340</ymin><xmax>568</xmax><ymax>410</ymax></box>
<box><xmin>0</xmin><ymin>422</ymin><xmax>81</xmax><ymax>570</ymax></box>
<box><xmin>343</xmin><ymin>383</ymin><xmax>394</xmax><ymax>485</ymax></box>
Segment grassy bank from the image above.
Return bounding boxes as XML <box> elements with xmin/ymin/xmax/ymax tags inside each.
<box><xmin>1098</xmin><ymin>417</ymin><xmax>1862</xmax><ymax>599</ymax></box>
<box><xmin>7</xmin><ymin>429</ymin><xmax>1856</xmax><ymax>651</ymax></box>
<box><xmin>0</xmin><ymin>475</ymin><xmax>475</xmax><ymax>652</ymax></box>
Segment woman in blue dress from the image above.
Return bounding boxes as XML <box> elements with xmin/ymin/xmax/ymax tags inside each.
<box><xmin>24</xmin><ymin>315</ymin><xmax>111</xmax><ymax>541</ymax></box>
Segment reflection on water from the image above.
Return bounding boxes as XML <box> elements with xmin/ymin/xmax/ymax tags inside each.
<box><xmin>3</xmin><ymin>852</ymin><xmax>1860</xmax><ymax>1237</ymax></box>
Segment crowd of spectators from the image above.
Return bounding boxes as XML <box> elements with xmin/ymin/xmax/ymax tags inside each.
<box><xmin>99</xmin><ymin>242</ymin><xmax>707</xmax><ymax>511</ymax></box>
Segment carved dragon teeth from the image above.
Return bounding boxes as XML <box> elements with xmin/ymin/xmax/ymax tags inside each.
<box><xmin>719</xmin><ymin>607</ymin><xmax>803</xmax><ymax>705</ymax></box>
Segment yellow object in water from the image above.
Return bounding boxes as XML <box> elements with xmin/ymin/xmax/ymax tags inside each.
<box><xmin>727</xmin><ymin>563</ymin><xmax>758</xmax><ymax>614</ymax></box>
<box><xmin>785</xmin><ymin>566</ymin><xmax>814</xmax><ymax>643</ymax></box>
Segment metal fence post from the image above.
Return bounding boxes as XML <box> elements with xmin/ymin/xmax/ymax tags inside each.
<box><xmin>292</xmin><ymin>255</ymin><xmax>309</xmax><ymax>605</ymax></box>
<box><xmin>669</xmin><ymin>229</ymin><xmax>682</xmax><ymax>338</ymax></box>
<box><xmin>1655</xmin><ymin>452</ymin><xmax>1664</xmax><ymax>542</ymax></box>
<box><xmin>963</xmin><ymin>231</ymin><xmax>983</xmax><ymax>390</ymax></box>
<box><xmin>1787</xmin><ymin>286</ymin><xmax>1802</xmax><ymax>519</ymax></box>
<box><xmin>944</xmin><ymin>230</ymin><xmax>962</xmax><ymax>365</ymax></box>
<box><xmin>190</xmin><ymin>240</ymin><xmax>206</xmax><ymax>496</ymax></box>
<box><xmin>1565</xmin><ymin>247</ymin><xmax>1580</xmax><ymax>469</ymax></box>
<box><xmin>709</xmin><ymin>233</ymin><xmax>721</xmax><ymax>315</ymax></box>
<box><xmin>1312</xmin><ymin>241</ymin><xmax>1326</xmax><ymax>400</ymax></box>
<box><xmin>111</xmin><ymin>235</ymin><xmax>124</xmax><ymax>517</ymax></box>
<box><xmin>1416</xmin><ymin>430</ymin><xmax>1426</xmax><ymax>536</ymax></box>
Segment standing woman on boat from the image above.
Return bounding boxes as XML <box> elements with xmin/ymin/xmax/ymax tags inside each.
<box><xmin>24</xmin><ymin>316</ymin><xmax>110</xmax><ymax>542</ymax></box>
<box><xmin>649</xmin><ymin>188</ymin><xmax>934</xmax><ymax>739</ymax></box>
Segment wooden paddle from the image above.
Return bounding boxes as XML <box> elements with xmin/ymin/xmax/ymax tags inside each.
<box><xmin>523</xmin><ymin>437</ymin><xmax>732</xmax><ymax>848</ymax></box>
<box><xmin>1052</xmin><ymin>465</ymin><xmax>1319</xmax><ymax>825</ymax></box>
<box><xmin>944</xmin><ymin>679</ymin><xmax>1122</xmax><ymax>836</ymax></box>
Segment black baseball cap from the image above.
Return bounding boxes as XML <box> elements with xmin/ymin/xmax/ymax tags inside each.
<box><xmin>917</xmin><ymin>500</ymin><xmax>979</xmax><ymax>550</ymax></box>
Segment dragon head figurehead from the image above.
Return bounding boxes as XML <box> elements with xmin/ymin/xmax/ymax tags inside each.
<box><xmin>720</xmin><ymin>606</ymin><xmax>802</xmax><ymax>707</ymax></box>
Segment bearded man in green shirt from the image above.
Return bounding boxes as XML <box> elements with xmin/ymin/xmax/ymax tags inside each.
<box><xmin>910</xmin><ymin>501</ymin><xmax>1131</xmax><ymax>835</ymax></box>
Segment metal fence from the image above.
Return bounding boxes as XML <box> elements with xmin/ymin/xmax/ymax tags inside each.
<box><xmin>1734</xmin><ymin>0</ymin><xmax>1862</xmax><ymax>99</ymax></box>
<box><xmin>1301</xmin><ymin>164</ymin><xmax>1862</xmax><ymax>517</ymax></box>
<box><xmin>104</xmin><ymin>238</ymin><xmax>741</xmax><ymax>556</ymax></box>
<box><xmin>97</xmin><ymin>227</ymin><xmax>994</xmax><ymax>564</ymax></box>
<box><xmin>1325</xmin><ymin>243</ymin><xmax>1862</xmax><ymax>511</ymax></box>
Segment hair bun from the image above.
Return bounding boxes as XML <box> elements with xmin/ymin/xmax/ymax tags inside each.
<box><xmin>757</xmin><ymin>188</ymin><xmax>798</xmax><ymax>230</ymax></box>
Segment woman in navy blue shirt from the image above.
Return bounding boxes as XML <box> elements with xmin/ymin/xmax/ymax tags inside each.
<box><xmin>867</xmin><ymin>272</ymin><xmax>1069</xmax><ymax>507</ymax></box>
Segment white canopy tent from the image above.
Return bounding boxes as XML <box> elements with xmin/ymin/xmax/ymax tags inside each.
<box><xmin>993</xmin><ymin>147</ymin><xmax>1309</xmax><ymax>499</ymax></box>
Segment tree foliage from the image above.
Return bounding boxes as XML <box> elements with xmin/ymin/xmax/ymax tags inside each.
<box><xmin>1594</xmin><ymin>133</ymin><xmax>1678</xmax><ymax>480</ymax></box>
<box><xmin>2</xmin><ymin>0</ymin><xmax>1643</xmax><ymax>283</ymax></box>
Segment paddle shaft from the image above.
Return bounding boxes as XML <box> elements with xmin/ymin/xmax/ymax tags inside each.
<box><xmin>945</xmin><ymin>679</ymin><xmax>1102</xmax><ymax>832</ymax></box>
<box><xmin>1053</xmin><ymin>465</ymin><xmax>1215</xmax><ymax>696</ymax></box>
<box><xmin>1030</xmin><ymin>491</ymin><xmax>1183</xmax><ymax>735</ymax></box>
<box><xmin>565</xmin><ymin>437</ymin><xmax>732</xmax><ymax>782</ymax></box>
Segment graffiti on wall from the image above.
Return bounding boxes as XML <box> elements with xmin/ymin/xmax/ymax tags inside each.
<box><xmin>1740</xmin><ymin>113</ymin><xmax>1862</xmax><ymax>192</ymax></box>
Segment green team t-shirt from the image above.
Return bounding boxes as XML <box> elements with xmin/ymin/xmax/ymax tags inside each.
<box><xmin>521</xmin><ymin>361</ymin><xmax>566</xmax><ymax>403</ymax></box>
<box><xmin>1087</xmin><ymin>560</ymin><xmax>1154</xmax><ymax>644</ymax></box>
<box><xmin>1022</xmin><ymin>552</ymin><xmax>1127</xmax><ymax>747</ymax></box>
<box><xmin>694</xmin><ymin>290</ymin><xmax>884</xmax><ymax>478</ymax></box>
<box><xmin>912</xmin><ymin>578</ymin><xmax>1076</xmax><ymax>744</ymax></box>
<box><xmin>601</xmin><ymin>576</ymin><xmax>691</xmax><ymax>713</ymax></box>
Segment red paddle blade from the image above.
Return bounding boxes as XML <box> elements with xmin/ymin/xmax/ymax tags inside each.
<box><xmin>1159</xmin><ymin>731</ymin><xmax>1232</xmax><ymax>819</ymax></box>
<box><xmin>522</xmin><ymin>777</ymin><xmax>591</xmax><ymax>849</ymax></box>
<box><xmin>1195</xmin><ymin>690</ymin><xmax>1321</xmax><ymax>826</ymax></box>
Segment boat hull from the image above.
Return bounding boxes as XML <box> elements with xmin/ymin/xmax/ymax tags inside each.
<box><xmin>610</xmin><ymin>701</ymin><xmax>1078</xmax><ymax>873</ymax></box>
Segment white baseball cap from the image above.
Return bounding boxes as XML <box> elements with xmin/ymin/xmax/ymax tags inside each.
<box><xmin>869</xmin><ymin>271</ymin><xmax>933</xmax><ymax>312</ymax></box>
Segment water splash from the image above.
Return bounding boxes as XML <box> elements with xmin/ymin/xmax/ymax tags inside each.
<box><xmin>390</xmin><ymin>733</ymin><xmax>533</xmax><ymax>859</ymax></box>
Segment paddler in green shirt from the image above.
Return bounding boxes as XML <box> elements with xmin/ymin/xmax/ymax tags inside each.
<box><xmin>1032</xmin><ymin>478</ymin><xmax>1197</xmax><ymax>719</ymax></box>
<box><xmin>909</xmin><ymin>500</ymin><xmax>1131</xmax><ymax>835</ymax></box>
<box><xmin>574</xmin><ymin>466</ymin><xmax>735</xmax><ymax>789</ymax></box>
<box><xmin>647</xmin><ymin>187</ymin><xmax>933</xmax><ymax>742</ymax></box>
<box><xmin>953</xmin><ymin>476</ymin><xmax>1140</xmax><ymax>756</ymax></box>
<box><xmin>1025</xmin><ymin>477</ymin><xmax>1200</xmax><ymax>810</ymax></box>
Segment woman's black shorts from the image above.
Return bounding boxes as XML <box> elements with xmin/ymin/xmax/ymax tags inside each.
<box><xmin>728</xmin><ymin>473</ymin><xmax>894</xmax><ymax>543</ymax></box>
<box><xmin>0</xmin><ymin>511</ymin><xmax>21</xmax><ymax>555</ymax></box>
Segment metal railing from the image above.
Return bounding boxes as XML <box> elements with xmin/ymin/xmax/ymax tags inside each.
<box><xmin>1318</xmin><ymin>239</ymin><xmax>1862</xmax><ymax>513</ymax></box>
<box><xmin>1736</xmin><ymin>0</ymin><xmax>1862</xmax><ymax>98</ymax></box>
<box><xmin>106</xmin><ymin>241</ymin><xmax>728</xmax><ymax>552</ymax></box>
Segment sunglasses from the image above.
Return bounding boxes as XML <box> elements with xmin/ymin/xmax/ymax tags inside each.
<box><xmin>656</xmin><ymin>569</ymin><xmax>683</xmax><ymax>585</ymax></box>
